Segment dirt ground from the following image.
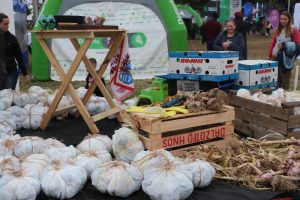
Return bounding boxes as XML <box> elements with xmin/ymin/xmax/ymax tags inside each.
<box><xmin>19</xmin><ymin>34</ymin><xmax>300</xmax><ymax>92</ymax></box>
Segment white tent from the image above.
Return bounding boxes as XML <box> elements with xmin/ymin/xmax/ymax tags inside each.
<box><xmin>0</xmin><ymin>0</ymin><xmax>15</xmax><ymax>34</ymax></box>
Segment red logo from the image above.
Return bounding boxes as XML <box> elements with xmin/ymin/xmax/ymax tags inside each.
<box><xmin>257</xmin><ymin>69</ymin><xmax>272</xmax><ymax>74</ymax></box>
<box><xmin>180</xmin><ymin>58</ymin><xmax>203</xmax><ymax>64</ymax></box>
<box><xmin>225</xmin><ymin>64</ymin><xmax>234</xmax><ymax>68</ymax></box>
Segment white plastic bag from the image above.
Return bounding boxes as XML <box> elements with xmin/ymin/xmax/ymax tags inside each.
<box><xmin>0</xmin><ymin>97</ymin><xmax>13</xmax><ymax>111</ymax></box>
<box><xmin>47</xmin><ymin>95</ymin><xmax>70</xmax><ymax>118</ymax></box>
<box><xmin>21</xmin><ymin>154</ymin><xmax>50</xmax><ymax>177</ymax></box>
<box><xmin>77</xmin><ymin>134</ymin><xmax>112</xmax><ymax>153</ymax></box>
<box><xmin>112</xmin><ymin>127</ymin><xmax>144</xmax><ymax>163</ymax></box>
<box><xmin>0</xmin><ymin>111</ymin><xmax>16</xmax><ymax>130</ymax></box>
<box><xmin>0</xmin><ymin>170</ymin><xmax>40</xmax><ymax>200</ymax></box>
<box><xmin>236</xmin><ymin>89</ymin><xmax>251</xmax><ymax>99</ymax></box>
<box><xmin>142</xmin><ymin>161</ymin><xmax>194</xmax><ymax>200</ymax></box>
<box><xmin>0</xmin><ymin>89</ymin><xmax>17</xmax><ymax>110</ymax></box>
<box><xmin>22</xmin><ymin>104</ymin><xmax>49</xmax><ymax>130</ymax></box>
<box><xmin>41</xmin><ymin>161</ymin><xmax>87</xmax><ymax>199</ymax></box>
<box><xmin>0</xmin><ymin>135</ymin><xmax>21</xmax><ymax>156</ymax></box>
<box><xmin>75</xmin><ymin>87</ymin><xmax>87</xmax><ymax>100</ymax></box>
<box><xmin>13</xmin><ymin>92</ymin><xmax>39</xmax><ymax>107</ymax></box>
<box><xmin>43</xmin><ymin>138</ymin><xmax>66</xmax><ymax>150</ymax></box>
<box><xmin>86</xmin><ymin>96</ymin><xmax>106</xmax><ymax>115</ymax></box>
<box><xmin>14</xmin><ymin>136</ymin><xmax>46</xmax><ymax>157</ymax></box>
<box><xmin>6</xmin><ymin>106</ymin><xmax>26</xmax><ymax>130</ymax></box>
<box><xmin>28</xmin><ymin>86</ymin><xmax>49</xmax><ymax>97</ymax></box>
<box><xmin>91</xmin><ymin>161</ymin><xmax>143</xmax><ymax>197</ymax></box>
<box><xmin>0</xmin><ymin>156</ymin><xmax>20</xmax><ymax>173</ymax></box>
<box><xmin>184</xmin><ymin>159</ymin><xmax>215</xmax><ymax>188</ymax></box>
<box><xmin>75</xmin><ymin>150</ymin><xmax>112</xmax><ymax>177</ymax></box>
<box><xmin>0</xmin><ymin>121</ymin><xmax>15</xmax><ymax>138</ymax></box>
<box><xmin>45</xmin><ymin>145</ymin><xmax>78</xmax><ymax>162</ymax></box>
<box><xmin>132</xmin><ymin>150</ymin><xmax>176</xmax><ymax>174</ymax></box>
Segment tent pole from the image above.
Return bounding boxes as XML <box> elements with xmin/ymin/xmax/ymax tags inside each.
<box><xmin>288</xmin><ymin>0</ymin><xmax>290</xmax><ymax>12</ymax></box>
<box><xmin>33</xmin><ymin>0</ymin><xmax>39</xmax><ymax>22</ymax></box>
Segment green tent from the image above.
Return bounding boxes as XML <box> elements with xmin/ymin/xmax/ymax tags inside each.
<box><xmin>31</xmin><ymin>0</ymin><xmax>188</xmax><ymax>80</ymax></box>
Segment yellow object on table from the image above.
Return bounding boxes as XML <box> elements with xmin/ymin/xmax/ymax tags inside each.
<box><xmin>126</xmin><ymin>106</ymin><xmax>188</xmax><ymax>119</ymax></box>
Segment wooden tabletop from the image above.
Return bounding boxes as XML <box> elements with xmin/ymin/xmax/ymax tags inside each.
<box><xmin>32</xmin><ymin>29</ymin><xmax>126</xmax><ymax>38</ymax></box>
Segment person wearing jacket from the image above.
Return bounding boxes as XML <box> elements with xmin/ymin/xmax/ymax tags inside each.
<box><xmin>0</xmin><ymin>28</ymin><xmax>5</xmax><ymax>89</ymax></box>
<box><xmin>234</xmin><ymin>12</ymin><xmax>249</xmax><ymax>59</ymax></box>
<box><xmin>0</xmin><ymin>13</ymin><xmax>29</xmax><ymax>90</ymax></box>
<box><xmin>212</xmin><ymin>20</ymin><xmax>246</xmax><ymax>60</ymax></box>
<box><xmin>267</xmin><ymin>11</ymin><xmax>300</xmax><ymax>90</ymax></box>
<box><xmin>201</xmin><ymin>12</ymin><xmax>222</xmax><ymax>51</ymax></box>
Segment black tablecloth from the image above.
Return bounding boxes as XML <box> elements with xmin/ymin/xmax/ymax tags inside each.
<box><xmin>18</xmin><ymin>116</ymin><xmax>294</xmax><ymax>200</ymax></box>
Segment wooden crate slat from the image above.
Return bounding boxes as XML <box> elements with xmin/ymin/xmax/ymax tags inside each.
<box><xmin>235</xmin><ymin>119</ymin><xmax>286</xmax><ymax>138</ymax></box>
<box><xmin>230</xmin><ymin>95</ymin><xmax>290</xmax><ymax>120</ymax></box>
<box><xmin>235</xmin><ymin>107</ymin><xmax>287</xmax><ymax>134</ymax></box>
<box><xmin>153</xmin><ymin>109</ymin><xmax>235</xmax><ymax>134</ymax></box>
<box><xmin>121</xmin><ymin>110</ymin><xmax>158</xmax><ymax>133</ymax></box>
<box><xmin>139</xmin><ymin>123</ymin><xmax>233</xmax><ymax>150</ymax></box>
<box><xmin>287</xmin><ymin>130</ymin><xmax>300</xmax><ymax>138</ymax></box>
<box><xmin>234</xmin><ymin>119</ymin><xmax>253</xmax><ymax>137</ymax></box>
<box><xmin>288</xmin><ymin>115</ymin><xmax>300</xmax><ymax>129</ymax></box>
<box><xmin>281</xmin><ymin>101</ymin><xmax>300</xmax><ymax>108</ymax></box>
<box><xmin>122</xmin><ymin>106</ymin><xmax>234</xmax><ymax>134</ymax></box>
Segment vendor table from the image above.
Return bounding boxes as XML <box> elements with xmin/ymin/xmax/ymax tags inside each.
<box><xmin>33</xmin><ymin>29</ymin><xmax>126</xmax><ymax>134</ymax></box>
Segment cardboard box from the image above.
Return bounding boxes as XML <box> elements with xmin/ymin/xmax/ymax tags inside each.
<box><xmin>176</xmin><ymin>80</ymin><xmax>200</xmax><ymax>92</ymax></box>
<box><xmin>235</xmin><ymin>60</ymin><xmax>278</xmax><ymax>89</ymax></box>
<box><xmin>168</xmin><ymin>51</ymin><xmax>239</xmax><ymax>82</ymax></box>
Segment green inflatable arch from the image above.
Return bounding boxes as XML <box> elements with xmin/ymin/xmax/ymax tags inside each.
<box><xmin>176</xmin><ymin>4</ymin><xmax>202</xmax><ymax>28</ymax></box>
<box><xmin>32</xmin><ymin>0</ymin><xmax>188</xmax><ymax>81</ymax></box>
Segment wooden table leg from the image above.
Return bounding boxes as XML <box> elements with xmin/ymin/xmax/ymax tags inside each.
<box><xmin>74</xmin><ymin>32</ymin><xmax>125</xmax><ymax>122</ymax></box>
<box><xmin>38</xmin><ymin>37</ymin><xmax>99</xmax><ymax>134</ymax></box>
<box><xmin>70</xmin><ymin>38</ymin><xmax>121</xmax><ymax>120</ymax></box>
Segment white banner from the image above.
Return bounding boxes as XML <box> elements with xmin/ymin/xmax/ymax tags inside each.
<box><xmin>230</xmin><ymin>0</ymin><xmax>242</xmax><ymax>18</ymax></box>
<box><xmin>294</xmin><ymin>3</ymin><xmax>300</xmax><ymax>30</ymax></box>
<box><xmin>110</xmin><ymin>35</ymin><xmax>135</xmax><ymax>102</ymax></box>
<box><xmin>51</xmin><ymin>2</ymin><xmax>169</xmax><ymax>81</ymax></box>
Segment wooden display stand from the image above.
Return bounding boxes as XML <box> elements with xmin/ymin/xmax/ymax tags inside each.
<box><xmin>33</xmin><ymin>29</ymin><xmax>126</xmax><ymax>134</ymax></box>
<box><xmin>121</xmin><ymin>105</ymin><xmax>235</xmax><ymax>151</ymax></box>
<box><xmin>230</xmin><ymin>94</ymin><xmax>300</xmax><ymax>138</ymax></box>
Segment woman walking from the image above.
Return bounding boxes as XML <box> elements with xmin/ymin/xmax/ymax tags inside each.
<box><xmin>268</xmin><ymin>11</ymin><xmax>300</xmax><ymax>90</ymax></box>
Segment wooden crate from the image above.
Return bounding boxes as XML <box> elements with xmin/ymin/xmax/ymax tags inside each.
<box><xmin>229</xmin><ymin>94</ymin><xmax>300</xmax><ymax>138</ymax></box>
<box><xmin>121</xmin><ymin>106</ymin><xmax>235</xmax><ymax>150</ymax></box>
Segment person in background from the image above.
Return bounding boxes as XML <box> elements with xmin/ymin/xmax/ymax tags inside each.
<box><xmin>212</xmin><ymin>20</ymin><xmax>246</xmax><ymax>60</ymax></box>
<box><xmin>0</xmin><ymin>13</ymin><xmax>29</xmax><ymax>90</ymax></box>
<box><xmin>234</xmin><ymin>12</ymin><xmax>249</xmax><ymax>59</ymax></box>
<box><xmin>257</xmin><ymin>17</ymin><xmax>266</xmax><ymax>36</ymax></box>
<box><xmin>85</xmin><ymin>58</ymin><xmax>106</xmax><ymax>97</ymax></box>
<box><xmin>201</xmin><ymin>12</ymin><xmax>222</xmax><ymax>51</ymax></box>
<box><xmin>0</xmin><ymin>28</ymin><xmax>5</xmax><ymax>89</ymax></box>
<box><xmin>265</xmin><ymin>20</ymin><xmax>272</xmax><ymax>36</ymax></box>
<box><xmin>27</xmin><ymin>26</ymin><xmax>32</xmax><ymax>54</ymax></box>
<box><xmin>268</xmin><ymin>11</ymin><xmax>300</xmax><ymax>90</ymax></box>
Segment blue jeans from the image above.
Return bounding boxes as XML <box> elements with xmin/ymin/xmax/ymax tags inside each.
<box><xmin>4</xmin><ymin>68</ymin><xmax>19</xmax><ymax>90</ymax></box>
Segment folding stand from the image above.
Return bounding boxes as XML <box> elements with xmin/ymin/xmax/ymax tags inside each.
<box><xmin>33</xmin><ymin>29</ymin><xmax>126</xmax><ymax>134</ymax></box>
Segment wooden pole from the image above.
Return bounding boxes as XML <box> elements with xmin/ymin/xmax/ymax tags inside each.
<box><xmin>294</xmin><ymin>65</ymin><xmax>299</xmax><ymax>91</ymax></box>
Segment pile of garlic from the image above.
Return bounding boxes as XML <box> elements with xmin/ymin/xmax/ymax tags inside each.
<box><xmin>237</xmin><ymin>88</ymin><xmax>300</xmax><ymax>107</ymax></box>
